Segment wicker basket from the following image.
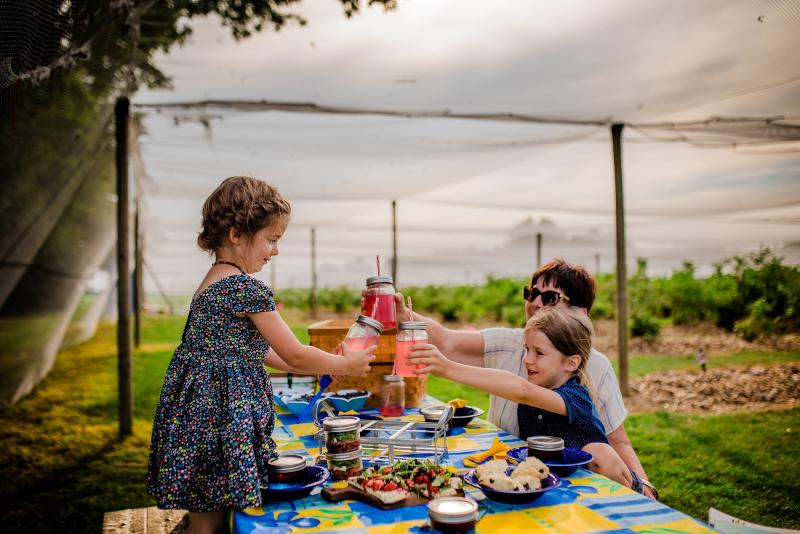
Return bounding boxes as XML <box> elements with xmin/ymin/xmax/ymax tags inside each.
<box><xmin>308</xmin><ymin>319</ymin><xmax>428</xmax><ymax>408</ymax></box>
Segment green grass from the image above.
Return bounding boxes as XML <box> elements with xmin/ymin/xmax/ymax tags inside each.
<box><xmin>1</xmin><ymin>315</ymin><xmax>798</xmax><ymax>532</ymax></box>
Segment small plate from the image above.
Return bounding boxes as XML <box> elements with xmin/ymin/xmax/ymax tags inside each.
<box><xmin>506</xmin><ymin>447</ymin><xmax>593</xmax><ymax>477</ymax></box>
<box><xmin>260</xmin><ymin>465</ymin><xmax>330</xmax><ymax>501</ymax></box>
<box><xmin>463</xmin><ymin>468</ymin><xmax>560</xmax><ymax>504</ymax></box>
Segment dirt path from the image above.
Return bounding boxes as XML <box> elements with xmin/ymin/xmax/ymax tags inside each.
<box><xmin>625</xmin><ymin>363</ymin><xmax>800</xmax><ymax>414</ymax></box>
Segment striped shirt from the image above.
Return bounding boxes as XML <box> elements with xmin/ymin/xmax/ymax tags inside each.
<box><xmin>482</xmin><ymin>327</ymin><xmax>628</xmax><ymax>438</ymax></box>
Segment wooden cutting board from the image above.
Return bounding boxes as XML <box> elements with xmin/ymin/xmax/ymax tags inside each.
<box><xmin>321</xmin><ymin>485</ymin><xmax>463</xmax><ymax>510</ymax></box>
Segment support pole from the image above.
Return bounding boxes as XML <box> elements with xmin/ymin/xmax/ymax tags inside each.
<box><xmin>391</xmin><ymin>200</ymin><xmax>397</xmax><ymax>284</ymax></box>
<box><xmin>611</xmin><ymin>123</ymin><xmax>629</xmax><ymax>397</ymax></box>
<box><xmin>595</xmin><ymin>253</ymin><xmax>600</xmax><ymax>275</ymax></box>
<box><xmin>536</xmin><ymin>232</ymin><xmax>542</xmax><ymax>268</ymax></box>
<box><xmin>133</xmin><ymin>200</ymin><xmax>143</xmax><ymax>348</ymax></box>
<box><xmin>310</xmin><ymin>227</ymin><xmax>318</xmax><ymax>318</ymax></box>
<box><xmin>116</xmin><ymin>96</ymin><xmax>133</xmax><ymax>438</ymax></box>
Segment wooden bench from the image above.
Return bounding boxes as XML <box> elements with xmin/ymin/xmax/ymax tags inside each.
<box><xmin>102</xmin><ymin>507</ymin><xmax>187</xmax><ymax>533</ymax></box>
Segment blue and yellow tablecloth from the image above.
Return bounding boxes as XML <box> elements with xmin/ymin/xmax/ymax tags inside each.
<box><xmin>233</xmin><ymin>399</ymin><xmax>714</xmax><ymax>533</ymax></box>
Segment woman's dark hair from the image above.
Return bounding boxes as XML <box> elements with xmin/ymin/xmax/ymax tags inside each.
<box><xmin>197</xmin><ymin>176</ymin><xmax>291</xmax><ymax>254</ymax></box>
<box><xmin>531</xmin><ymin>258</ymin><xmax>596</xmax><ymax>311</ymax></box>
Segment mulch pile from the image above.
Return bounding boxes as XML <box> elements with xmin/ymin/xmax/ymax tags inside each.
<box><xmin>627</xmin><ymin>364</ymin><xmax>800</xmax><ymax>414</ymax></box>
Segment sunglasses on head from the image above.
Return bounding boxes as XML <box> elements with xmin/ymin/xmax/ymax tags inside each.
<box><xmin>523</xmin><ymin>285</ymin><xmax>570</xmax><ymax>306</ymax></box>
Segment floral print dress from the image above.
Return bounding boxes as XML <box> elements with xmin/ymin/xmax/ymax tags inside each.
<box><xmin>147</xmin><ymin>275</ymin><xmax>277</xmax><ymax>512</ymax></box>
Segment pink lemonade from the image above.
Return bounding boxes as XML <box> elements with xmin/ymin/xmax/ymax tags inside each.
<box><xmin>379</xmin><ymin>404</ymin><xmax>404</xmax><ymax>417</ymax></box>
<box><xmin>362</xmin><ymin>293</ymin><xmax>396</xmax><ymax>330</ymax></box>
<box><xmin>394</xmin><ymin>339</ymin><xmax>423</xmax><ymax>377</ymax></box>
<box><xmin>344</xmin><ymin>335</ymin><xmax>380</xmax><ymax>352</ymax></box>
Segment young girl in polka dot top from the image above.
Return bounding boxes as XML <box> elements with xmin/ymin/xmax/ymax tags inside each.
<box><xmin>408</xmin><ymin>306</ymin><xmax>634</xmax><ymax>490</ymax></box>
<box><xmin>147</xmin><ymin>176</ymin><xmax>376</xmax><ymax>534</ymax></box>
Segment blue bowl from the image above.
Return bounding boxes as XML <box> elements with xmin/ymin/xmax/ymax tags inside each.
<box><xmin>506</xmin><ymin>446</ymin><xmax>593</xmax><ymax>477</ymax></box>
<box><xmin>464</xmin><ymin>467</ymin><xmax>561</xmax><ymax>504</ymax></box>
<box><xmin>284</xmin><ymin>393</ymin><xmax>331</xmax><ymax>418</ymax></box>
<box><xmin>464</xmin><ymin>468</ymin><xmax>560</xmax><ymax>504</ymax></box>
<box><xmin>327</xmin><ymin>389</ymin><xmax>370</xmax><ymax>412</ymax></box>
<box><xmin>260</xmin><ymin>464</ymin><xmax>330</xmax><ymax>502</ymax></box>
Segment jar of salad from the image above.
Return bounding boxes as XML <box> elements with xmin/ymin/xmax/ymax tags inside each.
<box><xmin>344</xmin><ymin>315</ymin><xmax>383</xmax><ymax>352</ymax></box>
<box><xmin>322</xmin><ymin>416</ymin><xmax>361</xmax><ymax>454</ymax></box>
<box><xmin>362</xmin><ymin>275</ymin><xmax>397</xmax><ymax>331</ymax></box>
<box><xmin>327</xmin><ymin>447</ymin><xmax>363</xmax><ymax>480</ymax></box>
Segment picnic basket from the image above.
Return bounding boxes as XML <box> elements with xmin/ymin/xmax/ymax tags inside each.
<box><xmin>308</xmin><ymin>319</ymin><xmax>428</xmax><ymax>408</ymax></box>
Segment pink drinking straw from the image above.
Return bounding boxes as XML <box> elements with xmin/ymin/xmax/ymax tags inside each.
<box><xmin>376</xmin><ymin>255</ymin><xmax>381</xmax><ymax>276</ymax></box>
<box><xmin>407</xmin><ymin>296</ymin><xmax>414</xmax><ymax>321</ymax></box>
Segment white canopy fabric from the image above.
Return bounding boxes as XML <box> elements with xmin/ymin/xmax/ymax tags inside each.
<box><xmin>132</xmin><ymin>0</ymin><xmax>800</xmax><ymax>293</ymax></box>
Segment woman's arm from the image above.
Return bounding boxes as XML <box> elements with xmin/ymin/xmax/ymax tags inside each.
<box><xmin>250</xmin><ymin>310</ymin><xmax>375</xmax><ymax>376</ymax></box>
<box><xmin>407</xmin><ymin>343</ymin><xmax>567</xmax><ymax>415</ymax></box>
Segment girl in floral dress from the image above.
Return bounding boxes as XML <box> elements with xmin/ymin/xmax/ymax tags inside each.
<box><xmin>147</xmin><ymin>176</ymin><xmax>376</xmax><ymax>534</ymax></box>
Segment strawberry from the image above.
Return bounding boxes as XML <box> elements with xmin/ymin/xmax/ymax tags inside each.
<box><xmin>384</xmin><ymin>481</ymin><xmax>398</xmax><ymax>491</ymax></box>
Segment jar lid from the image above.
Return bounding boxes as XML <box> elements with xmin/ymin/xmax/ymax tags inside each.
<box><xmin>322</xmin><ymin>416</ymin><xmax>361</xmax><ymax>433</ymax></box>
<box><xmin>398</xmin><ymin>321</ymin><xmax>427</xmax><ymax>331</ymax></box>
<box><xmin>382</xmin><ymin>374</ymin><xmax>404</xmax><ymax>382</ymax></box>
<box><xmin>527</xmin><ymin>435</ymin><xmax>565</xmax><ymax>451</ymax></box>
<box><xmin>326</xmin><ymin>447</ymin><xmax>363</xmax><ymax>460</ymax></box>
<box><xmin>420</xmin><ymin>405</ymin><xmax>451</xmax><ymax>421</ymax></box>
<box><xmin>366</xmin><ymin>275</ymin><xmax>394</xmax><ymax>286</ymax></box>
<box><xmin>428</xmin><ymin>496</ymin><xmax>478</xmax><ymax>524</ymax></box>
<box><xmin>355</xmin><ymin>315</ymin><xmax>384</xmax><ymax>333</ymax></box>
<box><xmin>267</xmin><ymin>454</ymin><xmax>307</xmax><ymax>473</ymax></box>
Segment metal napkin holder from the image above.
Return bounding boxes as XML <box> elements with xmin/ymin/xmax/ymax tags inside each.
<box><xmin>312</xmin><ymin>400</ymin><xmax>452</xmax><ymax>465</ymax></box>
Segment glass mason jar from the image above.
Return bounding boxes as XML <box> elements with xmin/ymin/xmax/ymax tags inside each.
<box><xmin>395</xmin><ymin>321</ymin><xmax>427</xmax><ymax>377</ymax></box>
<box><xmin>327</xmin><ymin>447</ymin><xmax>363</xmax><ymax>480</ymax></box>
<box><xmin>323</xmin><ymin>416</ymin><xmax>361</xmax><ymax>454</ymax></box>
<box><xmin>379</xmin><ymin>374</ymin><xmax>405</xmax><ymax>417</ymax></box>
<box><xmin>362</xmin><ymin>275</ymin><xmax>397</xmax><ymax>331</ymax></box>
<box><xmin>343</xmin><ymin>315</ymin><xmax>383</xmax><ymax>352</ymax></box>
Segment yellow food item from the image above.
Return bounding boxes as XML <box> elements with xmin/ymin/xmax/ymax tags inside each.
<box><xmin>448</xmin><ymin>398</ymin><xmax>467</xmax><ymax>409</ymax></box>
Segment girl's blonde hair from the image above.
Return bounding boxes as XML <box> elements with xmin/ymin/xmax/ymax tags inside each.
<box><xmin>524</xmin><ymin>307</ymin><xmax>596</xmax><ymax>399</ymax></box>
<box><xmin>198</xmin><ymin>176</ymin><xmax>291</xmax><ymax>254</ymax></box>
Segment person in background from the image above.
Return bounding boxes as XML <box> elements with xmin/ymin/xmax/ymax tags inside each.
<box><xmin>393</xmin><ymin>259</ymin><xmax>658</xmax><ymax>499</ymax></box>
<box><xmin>697</xmin><ymin>347</ymin><xmax>707</xmax><ymax>373</ymax></box>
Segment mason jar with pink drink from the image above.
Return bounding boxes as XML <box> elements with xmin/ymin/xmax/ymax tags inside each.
<box><xmin>343</xmin><ymin>315</ymin><xmax>383</xmax><ymax>352</ymax></box>
<box><xmin>361</xmin><ymin>275</ymin><xmax>397</xmax><ymax>331</ymax></box>
<box><xmin>394</xmin><ymin>321</ymin><xmax>427</xmax><ymax>377</ymax></box>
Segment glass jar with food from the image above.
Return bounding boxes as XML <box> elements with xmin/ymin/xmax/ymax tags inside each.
<box><xmin>526</xmin><ymin>435</ymin><xmax>565</xmax><ymax>461</ymax></box>
<box><xmin>362</xmin><ymin>275</ymin><xmax>397</xmax><ymax>331</ymax></box>
<box><xmin>267</xmin><ymin>454</ymin><xmax>308</xmax><ymax>483</ymax></box>
<box><xmin>327</xmin><ymin>447</ymin><xmax>363</xmax><ymax>480</ymax></box>
<box><xmin>344</xmin><ymin>315</ymin><xmax>383</xmax><ymax>352</ymax></box>
<box><xmin>322</xmin><ymin>416</ymin><xmax>361</xmax><ymax>454</ymax></box>
<box><xmin>427</xmin><ymin>496</ymin><xmax>479</xmax><ymax>532</ymax></box>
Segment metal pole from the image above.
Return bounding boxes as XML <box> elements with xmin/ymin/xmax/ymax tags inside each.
<box><xmin>133</xmin><ymin>201</ymin><xmax>143</xmax><ymax>348</ymax></box>
<box><xmin>536</xmin><ymin>232</ymin><xmax>542</xmax><ymax>268</ymax></box>
<box><xmin>310</xmin><ymin>227</ymin><xmax>318</xmax><ymax>318</ymax></box>
<box><xmin>391</xmin><ymin>200</ymin><xmax>397</xmax><ymax>284</ymax></box>
<box><xmin>611</xmin><ymin>123</ymin><xmax>629</xmax><ymax>397</ymax></box>
<box><xmin>116</xmin><ymin>96</ymin><xmax>133</xmax><ymax>438</ymax></box>
<box><xmin>595</xmin><ymin>253</ymin><xmax>600</xmax><ymax>275</ymax></box>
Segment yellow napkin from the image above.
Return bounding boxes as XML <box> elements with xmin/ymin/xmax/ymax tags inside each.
<box><xmin>463</xmin><ymin>437</ymin><xmax>514</xmax><ymax>467</ymax></box>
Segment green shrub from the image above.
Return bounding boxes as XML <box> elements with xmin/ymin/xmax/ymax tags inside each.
<box><xmin>630</xmin><ymin>311</ymin><xmax>661</xmax><ymax>340</ymax></box>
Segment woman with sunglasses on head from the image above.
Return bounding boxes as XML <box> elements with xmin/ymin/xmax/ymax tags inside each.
<box><xmin>388</xmin><ymin>259</ymin><xmax>657</xmax><ymax>499</ymax></box>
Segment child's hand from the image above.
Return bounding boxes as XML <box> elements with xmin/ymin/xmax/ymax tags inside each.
<box><xmin>406</xmin><ymin>343</ymin><xmax>453</xmax><ymax>377</ymax></box>
<box><xmin>340</xmin><ymin>342</ymin><xmax>376</xmax><ymax>376</ymax></box>
<box><xmin>393</xmin><ymin>292</ymin><xmax>410</xmax><ymax>320</ymax></box>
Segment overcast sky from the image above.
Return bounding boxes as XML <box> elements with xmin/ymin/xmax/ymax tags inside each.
<box><xmin>133</xmin><ymin>0</ymin><xmax>800</xmax><ymax>295</ymax></box>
